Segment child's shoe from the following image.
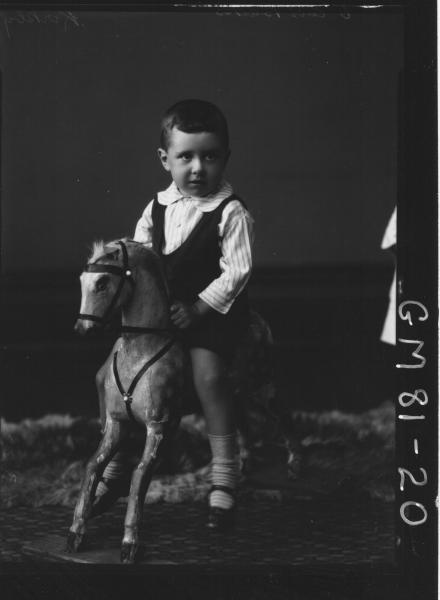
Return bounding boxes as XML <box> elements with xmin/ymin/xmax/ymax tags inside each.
<box><xmin>206</xmin><ymin>485</ymin><xmax>236</xmax><ymax>531</ymax></box>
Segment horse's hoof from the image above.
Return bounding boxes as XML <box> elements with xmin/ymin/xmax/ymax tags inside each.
<box><xmin>65</xmin><ymin>531</ymin><xmax>85</xmax><ymax>553</ymax></box>
<box><xmin>120</xmin><ymin>542</ymin><xmax>138</xmax><ymax>564</ymax></box>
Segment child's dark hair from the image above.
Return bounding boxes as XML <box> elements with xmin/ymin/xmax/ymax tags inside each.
<box><xmin>160</xmin><ymin>99</ymin><xmax>229</xmax><ymax>150</ymax></box>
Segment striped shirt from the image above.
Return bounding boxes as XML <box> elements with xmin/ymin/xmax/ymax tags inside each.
<box><xmin>133</xmin><ymin>180</ymin><xmax>254</xmax><ymax>314</ymax></box>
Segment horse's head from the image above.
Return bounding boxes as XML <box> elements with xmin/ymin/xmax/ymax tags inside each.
<box><xmin>75</xmin><ymin>239</ymin><xmax>169</xmax><ymax>335</ymax></box>
<box><xmin>75</xmin><ymin>239</ymin><xmax>136</xmax><ymax>335</ymax></box>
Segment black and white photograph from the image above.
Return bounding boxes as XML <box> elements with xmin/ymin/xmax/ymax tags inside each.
<box><xmin>0</xmin><ymin>3</ymin><xmax>437</xmax><ymax>598</ymax></box>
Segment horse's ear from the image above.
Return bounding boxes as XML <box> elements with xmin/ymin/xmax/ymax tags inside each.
<box><xmin>101</xmin><ymin>242</ymin><xmax>120</xmax><ymax>262</ymax></box>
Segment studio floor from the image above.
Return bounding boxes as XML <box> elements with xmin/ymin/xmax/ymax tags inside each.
<box><xmin>0</xmin><ymin>496</ymin><xmax>398</xmax><ymax>599</ymax></box>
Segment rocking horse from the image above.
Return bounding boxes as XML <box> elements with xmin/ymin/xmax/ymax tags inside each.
<box><xmin>67</xmin><ymin>238</ymin><xmax>296</xmax><ymax>563</ymax></box>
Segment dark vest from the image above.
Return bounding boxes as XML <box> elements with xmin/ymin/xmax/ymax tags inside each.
<box><xmin>151</xmin><ymin>194</ymin><xmax>249</xmax><ymax>318</ymax></box>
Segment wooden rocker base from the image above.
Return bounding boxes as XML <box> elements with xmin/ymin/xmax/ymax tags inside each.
<box><xmin>22</xmin><ymin>534</ymin><xmax>176</xmax><ymax>564</ymax></box>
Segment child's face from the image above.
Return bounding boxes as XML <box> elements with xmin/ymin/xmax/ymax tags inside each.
<box><xmin>158</xmin><ymin>127</ymin><xmax>229</xmax><ymax>197</ymax></box>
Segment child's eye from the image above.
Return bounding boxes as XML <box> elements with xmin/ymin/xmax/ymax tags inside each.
<box><xmin>205</xmin><ymin>154</ymin><xmax>218</xmax><ymax>162</ymax></box>
<box><xmin>180</xmin><ymin>153</ymin><xmax>192</xmax><ymax>161</ymax></box>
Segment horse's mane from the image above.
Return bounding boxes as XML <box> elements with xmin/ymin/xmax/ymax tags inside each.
<box><xmin>88</xmin><ymin>239</ymin><xmax>144</xmax><ymax>264</ymax></box>
<box><xmin>88</xmin><ymin>240</ymin><xmax>107</xmax><ymax>263</ymax></box>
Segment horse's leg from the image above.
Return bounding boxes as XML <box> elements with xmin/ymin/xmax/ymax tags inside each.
<box><xmin>66</xmin><ymin>417</ymin><xmax>127</xmax><ymax>553</ymax></box>
<box><xmin>95</xmin><ymin>342</ymin><xmax>120</xmax><ymax>430</ymax></box>
<box><xmin>90</xmin><ymin>444</ymin><xmax>133</xmax><ymax>518</ymax></box>
<box><xmin>120</xmin><ymin>421</ymin><xmax>168</xmax><ymax>564</ymax></box>
<box><xmin>96</xmin><ymin>361</ymin><xmax>108</xmax><ymax>432</ymax></box>
<box><xmin>90</xmin><ymin>359</ymin><xmax>132</xmax><ymax>517</ymax></box>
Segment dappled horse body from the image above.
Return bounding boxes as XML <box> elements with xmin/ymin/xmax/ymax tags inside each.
<box><xmin>67</xmin><ymin>239</ymin><xmax>292</xmax><ymax>563</ymax></box>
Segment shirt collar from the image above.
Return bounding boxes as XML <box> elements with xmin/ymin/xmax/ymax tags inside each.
<box><xmin>157</xmin><ymin>180</ymin><xmax>234</xmax><ymax>212</ymax></box>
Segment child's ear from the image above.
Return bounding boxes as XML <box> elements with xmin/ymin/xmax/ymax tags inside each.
<box><xmin>157</xmin><ymin>148</ymin><xmax>170</xmax><ymax>172</ymax></box>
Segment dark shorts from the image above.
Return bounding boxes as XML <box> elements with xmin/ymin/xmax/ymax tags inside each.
<box><xmin>180</xmin><ymin>307</ymin><xmax>250</xmax><ymax>364</ymax></box>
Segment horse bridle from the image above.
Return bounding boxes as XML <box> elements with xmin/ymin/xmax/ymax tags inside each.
<box><xmin>78</xmin><ymin>239</ymin><xmax>171</xmax><ymax>334</ymax></box>
<box><xmin>77</xmin><ymin>239</ymin><xmax>177</xmax><ymax>424</ymax></box>
<box><xmin>78</xmin><ymin>240</ymin><xmax>136</xmax><ymax>327</ymax></box>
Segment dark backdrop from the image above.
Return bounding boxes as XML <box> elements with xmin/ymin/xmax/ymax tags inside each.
<box><xmin>0</xmin><ymin>10</ymin><xmax>402</xmax><ymax>420</ymax></box>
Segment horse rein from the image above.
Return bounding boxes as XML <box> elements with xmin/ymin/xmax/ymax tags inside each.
<box><xmin>77</xmin><ymin>239</ymin><xmax>176</xmax><ymax>424</ymax></box>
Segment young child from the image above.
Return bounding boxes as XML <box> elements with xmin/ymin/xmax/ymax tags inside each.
<box><xmin>132</xmin><ymin>99</ymin><xmax>254</xmax><ymax>529</ymax></box>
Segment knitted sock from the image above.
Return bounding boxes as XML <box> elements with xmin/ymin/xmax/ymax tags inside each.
<box><xmin>208</xmin><ymin>433</ymin><xmax>239</xmax><ymax>510</ymax></box>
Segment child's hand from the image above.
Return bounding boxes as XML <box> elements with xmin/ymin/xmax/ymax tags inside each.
<box><xmin>170</xmin><ymin>299</ymin><xmax>213</xmax><ymax>329</ymax></box>
<box><xmin>170</xmin><ymin>301</ymin><xmax>201</xmax><ymax>329</ymax></box>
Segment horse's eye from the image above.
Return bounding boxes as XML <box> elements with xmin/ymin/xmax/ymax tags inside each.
<box><xmin>96</xmin><ymin>276</ymin><xmax>109</xmax><ymax>292</ymax></box>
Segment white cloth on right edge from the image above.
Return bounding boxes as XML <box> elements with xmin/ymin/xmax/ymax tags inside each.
<box><xmin>380</xmin><ymin>207</ymin><xmax>397</xmax><ymax>345</ymax></box>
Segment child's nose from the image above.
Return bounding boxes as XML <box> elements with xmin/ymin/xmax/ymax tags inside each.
<box><xmin>191</xmin><ymin>158</ymin><xmax>203</xmax><ymax>173</ymax></box>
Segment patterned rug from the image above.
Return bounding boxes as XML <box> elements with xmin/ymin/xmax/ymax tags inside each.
<box><xmin>0</xmin><ymin>401</ymin><xmax>394</xmax><ymax>508</ymax></box>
